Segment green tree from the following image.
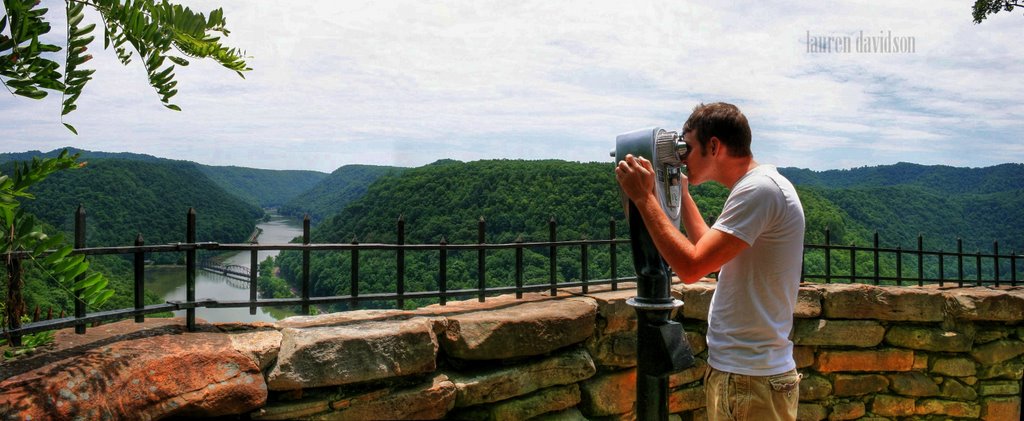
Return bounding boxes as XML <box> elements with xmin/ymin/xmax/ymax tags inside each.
<box><xmin>973</xmin><ymin>0</ymin><xmax>1023</xmax><ymax>23</ymax></box>
<box><xmin>2</xmin><ymin>150</ymin><xmax>111</xmax><ymax>347</ymax></box>
<box><xmin>1</xmin><ymin>0</ymin><xmax>250</xmax><ymax>132</ymax></box>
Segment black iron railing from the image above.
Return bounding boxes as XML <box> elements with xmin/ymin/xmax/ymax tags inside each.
<box><xmin>802</xmin><ymin>228</ymin><xmax>1021</xmax><ymax>287</ymax></box>
<box><xmin>3</xmin><ymin>209</ymin><xmax>1022</xmax><ymax>344</ymax></box>
<box><xmin>1</xmin><ymin>208</ymin><xmax>634</xmax><ymax>342</ymax></box>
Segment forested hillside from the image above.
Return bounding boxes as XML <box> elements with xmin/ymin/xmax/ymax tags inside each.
<box><xmin>783</xmin><ymin>163</ymin><xmax>1024</xmax><ymax>253</ymax></box>
<box><xmin>274</xmin><ymin>159</ymin><xmax>860</xmax><ymax>310</ymax></box>
<box><xmin>278</xmin><ymin>164</ymin><xmax>405</xmax><ymax>223</ymax></box>
<box><xmin>12</xmin><ymin>159</ymin><xmax>263</xmax><ymax>247</ymax></box>
<box><xmin>197</xmin><ymin>165</ymin><xmax>327</xmax><ymax>208</ymax></box>
<box><xmin>1</xmin><ymin>157</ymin><xmax>265</xmax><ymax>317</ymax></box>
<box><xmin>780</xmin><ymin>162</ymin><xmax>1024</xmax><ymax>195</ymax></box>
<box><xmin>0</xmin><ymin>148</ymin><xmax>328</xmax><ymax>208</ymax></box>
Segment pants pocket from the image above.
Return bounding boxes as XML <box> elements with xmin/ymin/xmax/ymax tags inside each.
<box><xmin>767</xmin><ymin>370</ymin><xmax>801</xmax><ymax>393</ymax></box>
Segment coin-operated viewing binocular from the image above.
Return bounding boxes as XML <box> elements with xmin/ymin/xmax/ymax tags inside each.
<box><xmin>612</xmin><ymin>127</ymin><xmax>695</xmax><ymax>421</ymax></box>
<box><xmin>611</xmin><ymin>127</ymin><xmax>689</xmax><ymax>228</ymax></box>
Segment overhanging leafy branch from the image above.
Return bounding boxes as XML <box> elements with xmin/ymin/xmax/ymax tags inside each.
<box><xmin>1</xmin><ymin>0</ymin><xmax>250</xmax><ymax>133</ymax></box>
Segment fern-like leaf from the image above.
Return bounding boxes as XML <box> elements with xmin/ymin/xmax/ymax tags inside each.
<box><xmin>61</xmin><ymin>0</ymin><xmax>96</xmax><ymax>131</ymax></box>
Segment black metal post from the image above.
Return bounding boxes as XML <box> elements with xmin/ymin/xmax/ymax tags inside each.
<box><xmin>958</xmin><ymin>238</ymin><xmax>964</xmax><ymax>287</ymax></box>
<box><xmin>850</xmin><ymin>243</ymin><xmax>857</xmax><ymax>284</ymax></box>
<box><xmin>515</xmin><ymin>235</ymin><xmax>524</xmax><ymax>299</ymax></box>
<box><xmin>302</xmin><ymin>214</ymin><xmax>310</xmax><ymax>315</ymax></box>
<box><xmin>134</xmin><ymin>234</ymin><xmax>145</xmax><ymax>322</ymax></box>
<box><xmin>938</xmin><ymin>249</ymin><xmax>945</xmax><ymax>287</ymax></box>
<box><xmin>917</xmin><ymin>235</ymin><xmax>924</xmax><ymax>286</ymax></box>
<box><xmin>976</xmin><ymin>251</ymin><xmax>982</xmax><ymax>286</ymax></box>
<box><xmin>625</xmin><ymin>201</ymin><xmax>695</xmax><ymax>421</ymax></box>
<box><xmin>993</xmin><ymin>241</ymin><xmax>1000</xmax><ymax>287</ymax></box>
<box><xmin>1012</xmin><ymin>251</ymin><xmax>1017</xmax><ymax>286</ymax></box>
<box><xmin>351</xmin><ymin>236</ymin><xmax>359</xmax><ymax>309</ymax></box>
<box><xmin>439</xmin><ymin>236</ymin><xmax>448</xmax><ymax>306</ymax></box>
<box><xmin>249</xmin><ymin>249</ymin><xmax>258</xmax><ymax>315</ymax></box>
<box><xmin>75</xmin><ymin>205</ymin><xmax>87</xmax><ymax>334</ymax></box>
<box><xmin>581</xmin><ymin>236</ymin><xmax>589</xmax><ymax>294</ymax></box>
<box><xmin>478</xmin><ymin>217</ymin><xmax>486</xmax><ymax>302</ymax></box>
<box><xmin>186</xmin><ymin>208</ymin><xmax>196</xmax><ymax>331</ymax></box>
<box><xmin>397</xmin><ymin>215</ymin><xmax>406</xmax><ymax>309</ymax></box>
<box><xmin>549</xmin><ymin>216</ymin><xmax>557</xmax><ymax>296</ymax></box>
<box><xmin>896</xmin><ymin>246</ymin><xmax>903</xmax><ymax>286</ymax></box>
<box><xmin>610</xmin><ymin>218</ymin><xmax>618</xmax><ymax>291</ymax></box>
<box><xmin>825</xmin><ymin>228</ymin><xmax>832</xmax><ymax>283</ymax></box>
<box><xmin>873</xmin><ymin>232</ymin><xmax>880</xmax><ymax>285</ymax></box>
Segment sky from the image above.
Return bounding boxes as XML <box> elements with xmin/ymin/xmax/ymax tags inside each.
<box><xmin>2</xmin><ymin>1</ymin><xmax>1022</xmax><ymax>173</ymax></box>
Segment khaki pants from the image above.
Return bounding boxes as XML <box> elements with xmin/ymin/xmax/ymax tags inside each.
<box><xmin>704</xmin><ymin>366</ymin><xmax>800</xmax><ymax>421</ymax></box>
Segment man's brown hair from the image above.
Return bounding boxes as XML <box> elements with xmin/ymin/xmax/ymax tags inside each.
<box><xmin>682</xmin><ymin>102</ymin><xmax>752</xmax><ymax>157</ymax></box>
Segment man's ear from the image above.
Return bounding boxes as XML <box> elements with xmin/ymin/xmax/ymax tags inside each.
<box><xmin>710</xmin><ymin>137</ymin><xmax>720</xmax><ymax>156</ymax></box>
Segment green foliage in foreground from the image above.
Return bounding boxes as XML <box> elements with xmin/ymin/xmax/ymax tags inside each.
<box><xmin>1</xmin><ymin>150</ymin><xmax>114</xmax><ymax>348</ymax></box>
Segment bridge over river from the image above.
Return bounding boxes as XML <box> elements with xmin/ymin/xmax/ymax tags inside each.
<box><xmin>199</xmin><ymin>259</ymin><xmax>252</xmax><ymax>285</ymax></box>
<box><xmin>145</xmin><ymin>214</ymin><xmax>305</xmax><ymax>323</ymax></box>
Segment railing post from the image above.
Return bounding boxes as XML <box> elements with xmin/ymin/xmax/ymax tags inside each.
<box><xmin>1012</xmin><ymin>251</ymin><xmax>1017</xmax><ymax>287</ymax></box>
<box><xmin>249</xmin><ymin>248</ymin><xmax>258</xmax><ymax>315</ymax></box>
<box><xmin>186</xmin><ymin>208</ymin><xmax>196</xmax><ymax>332</ymax></box>
<box><xmin>850</xmin><ymin>243</ymin><xmax>857</xmax><ymax>284</ymax></box>
<box><xmin>515</xmin><ymin>235</ymin><xmax>524</xmax><ymax>299</ymax></box>
<box><xmin>302</xmin><ymin>214</ymin><xmax>310</xmax><ymax>315</ymax></box>
<box><xmin>75</xmin><ymin>205</ymin><xmax>87</xmax><ymax>334</ymax></box>
<box><xmin>917</xmin><ymin>234</ymin><xmax>924</xmax><ymax>287</ymax></box>
<box><xmin>397</xmin><ymin>215</ymin><xmax>406</xmax><ymax>310</ymax></box>
<box><xmin>581</xmin><ymin>235</ymin><xmax>589</xmax><ymax>294</ymax></box>
<box><xmin>993</xmin><ymin>241</ymin><xmax>1000</xmax><ymax>287</ymax></box>
<box><xmin>896</xmin><ymin>246</ymin><xmax>903</xmax><ymax>286</ymax></box>
<box><xmin>610</xmin><ymin>218</ymin><xmax>618</xmax><ymax>291</ymax></box>
<box><xmin>957</xmin><ymin>238</ymin><xmax>964</xmax><ymax>287</ymax></box>
<box><xmin>549</xmin><ymin>216</ymin><xmax>557</xmax><ymax>296</ymax></box>
<box><xmin>938</xmin><ymin>249</ymin><xmax>945</xmax><ymax>287</ymax></box>
<box><xmin>976</xmin><ymin>251</ymin><xmax>982</xmax><ymax>286</ymax></box>
<box><xmin>873</xmin><ymin>231</ymin><xmax>880</xmax><ymax>285</ymax></box>
<box><xmin>824</xmin><ymin>228</ymin><xmax>832</xmax><ymax>283</ymax></box>
<box><xmin>134</xmin><ymin>234</ymin><xmax>145</xmax><ymax>322</ymax></box>
<box><xmin>477</xmin><ymin>216</ymin><xmax>486</xmax><ymax>303</ymax></box>
<box><xmin>439</xmin><ymin>236</ymin><xmax>448</xmax><ymax>306</ymax></box>
<box><xmin>351</xmin><ymin>235</ymin><xmax>359</xmax><ymax>310</ymax></box>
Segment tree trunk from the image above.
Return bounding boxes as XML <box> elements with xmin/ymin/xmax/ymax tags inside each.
<box><xmin>4</xmin><ymin>257</ymin><xmax>24</xmax><ymax>346</ymax></box>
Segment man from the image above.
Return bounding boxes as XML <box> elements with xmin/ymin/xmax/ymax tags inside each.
<box><xmin>615</xmin><ymin>102</ymin><xmax>805</xmax><ymax>420</ymax></box>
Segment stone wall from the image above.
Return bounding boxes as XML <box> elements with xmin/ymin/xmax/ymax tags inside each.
<box><xmin>1</xmin><ymin>282</ymin><xmax>1021</xmax><ymax>420</ymax></box>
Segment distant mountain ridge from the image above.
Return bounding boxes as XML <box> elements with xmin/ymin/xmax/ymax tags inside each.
<box><xmin>779</xmin><ymin>162</ymin><xmax>1024</xmax><ymax>195</ymax></box>
<box><xmin>278</xmin><ymin>164</ymin><xmax>407</xmax><ymax>224</ymax></box>
<box><xmin>0</xmin><ymin>148</ymin><xmax>328</xmax><ymax>207</ymax></box>
<box><xmin>5</xmin><ymin>158</ymin><xmax>263</xmax><ymax>252</ymax></box>
<box><xmin>3</xmin><ymin>148</ymin><xmax>1019</xmax><ymax>253</ymax></box>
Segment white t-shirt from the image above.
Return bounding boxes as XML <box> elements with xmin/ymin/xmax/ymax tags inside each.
<box><xmin>706</xmin><ymin>164</ymin><xmax>805</xmax><ymax>376</ymax></box>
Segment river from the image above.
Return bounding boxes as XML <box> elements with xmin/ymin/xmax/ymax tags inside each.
<box><xmin>144</xmin><ymin>213</ymin><xmax>304</xmax><ymax>323</ymax></box>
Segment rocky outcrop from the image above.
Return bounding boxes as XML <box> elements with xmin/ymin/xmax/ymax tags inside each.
<box><xmin>0</xmin><ymin>320</ymin><xmax>266</xmax><ymax>420</ymax></box>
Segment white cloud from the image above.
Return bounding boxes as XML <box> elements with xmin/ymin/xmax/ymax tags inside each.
<box><xmin>2</xmin><ymin>0</ymin><xmax>1021</xmax><ymax>171</ymax></box>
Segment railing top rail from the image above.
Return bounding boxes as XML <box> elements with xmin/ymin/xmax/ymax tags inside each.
<box><xmin>1</xmin><ymin>238</ymin><xmax>634</xmax><ymax>259</ymax></box>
